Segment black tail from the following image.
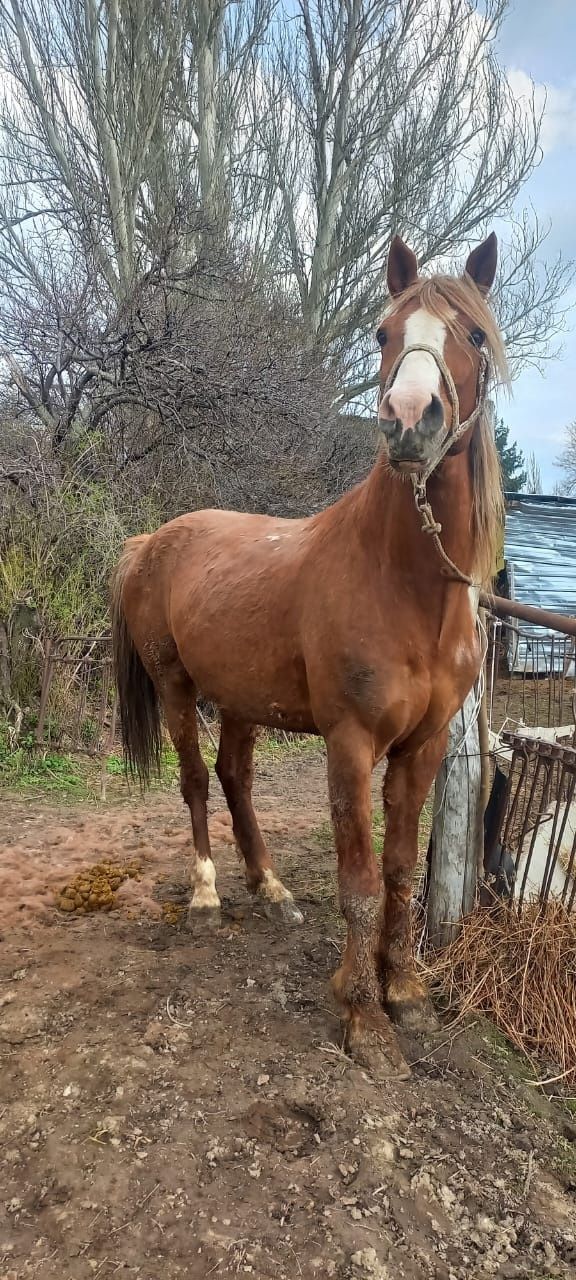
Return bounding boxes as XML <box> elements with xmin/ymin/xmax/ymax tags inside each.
<box><xmin>111</xmin><ymin>538</ymin><xmax>162</xmax><ymax>785</ymax></box>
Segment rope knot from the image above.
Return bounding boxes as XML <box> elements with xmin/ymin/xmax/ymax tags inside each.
<box><xmin>410</xmin><ymin>474</ymin><xmax>474</xmax><ymax>586</ymax></box>
<box><xmin>413</xmin><ymin>485</ymin><xmax>442</xmax><ymax>535</ymax></box>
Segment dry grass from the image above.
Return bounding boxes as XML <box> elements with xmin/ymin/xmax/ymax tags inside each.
<box><xmin>426</xmin><ymin>900</ymin><xmax>576</xmax><ymax>1086</ymax></box>
<box><xmin>558</xmin><ymin>841</ymin><xmax>576</xmax><ymax>890</ymax></box>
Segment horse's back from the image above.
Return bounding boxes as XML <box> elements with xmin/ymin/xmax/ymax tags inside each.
<box><xmin>155</xmin><ymin>507</ymin><xmax>308</xmax><ymax>539</ymax></box>
<box><xmin>117</xmin><ymin>507</ymin><xmax>318</xmax><ymax>721</ymax></box>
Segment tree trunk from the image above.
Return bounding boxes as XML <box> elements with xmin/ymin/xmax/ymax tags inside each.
<box><xmin>426</xmin><ymin>686</ymin><xmax>483</xmax><ymax>948</ymax></box>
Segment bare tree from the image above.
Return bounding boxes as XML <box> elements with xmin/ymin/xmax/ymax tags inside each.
<box><xmin>0</xmin><ymin>0</ymin><xmax>283</xmax><ymax>447</ymax></box>
<box><xmin>175</xmin><ymin>0</ymin><xmax>274</xmax><ymax>234</ymax></box>
<box><xmin>0</xmin><ymin>0</ymin><xmax>193</xmax><ymax>298</ymax></box>
<box><xmin>556</xmin><ymin>421</ymin><xmax>576</xmax><ymax>496</ymax></box>
<box><xmin>525</xmin><ymin>451</ymin><xmax>543</xmax><ymax>495</ymax></box>
<box><xmin>0</xmin><ymin>0</ymin><xmax>273</xmax><ymax>283</ymax></box>
<box><xmin>251</xmin><ymin>0</ymin><xmax>573</xmax><ymax>400</ymax></box>
<box><xmin>0</xmin><ymin>251</ymin><xmax>374</xmax><ymax>513</ymax></box>
<box><xmin>0</xmin><ymin>0</ymin><xmax>573</xmax><ymax>439</ymax></box>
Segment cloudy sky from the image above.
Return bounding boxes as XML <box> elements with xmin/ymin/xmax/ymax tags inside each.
<box><xmin>495</xmin><ymin>0</ymin><xmax>576</xmax><ymax>491</ymax></box>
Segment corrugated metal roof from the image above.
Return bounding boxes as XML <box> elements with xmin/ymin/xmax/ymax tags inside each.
<box><xmin>505</xmin><ymin>498</ymin><xmax>576</xmax><ymax>615</ymax></box>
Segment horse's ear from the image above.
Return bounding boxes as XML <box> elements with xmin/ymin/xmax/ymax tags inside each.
<box><xmin>464</xmin><ymin>232</ymin><xmax>498</xmax><ymax>294</ymax></box>
<box><xmin>387</xmin><ymin>236</ymin><xmax>419</xmax><ymax>297</ymax></box>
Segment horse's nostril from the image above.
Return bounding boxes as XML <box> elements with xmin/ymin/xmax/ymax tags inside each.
<box><xmin>416</xmin><ymin>394</ymin><xmax>444</xmax><ymax>438</ymax></box>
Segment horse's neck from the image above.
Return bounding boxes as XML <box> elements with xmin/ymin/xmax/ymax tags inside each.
<box><xmin>361</xmin><ymin>450</ymin><xmax>476</xmax><ymax>585</ymax></box>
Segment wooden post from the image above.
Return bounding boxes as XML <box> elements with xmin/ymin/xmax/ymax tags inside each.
<box><xmin>426</xmin><ymin>685</ymin><xmax>483</xmax><ymax>948</ymax></box>
<box><xmin>36</xmin><ymin>636</ymin><xmax>54</xmax><ymax>745</ymax></box>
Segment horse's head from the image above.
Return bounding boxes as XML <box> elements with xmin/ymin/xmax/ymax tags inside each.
<box><xmin>376</xmin><ymin>234</ymin><xmax>500</xmax><ymax>473</ymax></box>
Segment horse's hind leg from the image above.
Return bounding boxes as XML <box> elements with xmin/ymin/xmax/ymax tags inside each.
<box><xmin>216</xmin><ymin>715</ymin><xmax>303</xmax><ymax>924</ymax></box>
<box><xmin>161</xmin><ymin>672</ymin><xmax>220</xmax><ymax>928</ymax></box>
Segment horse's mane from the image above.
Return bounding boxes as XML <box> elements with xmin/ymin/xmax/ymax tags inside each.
<box><xmin>384</xmin><ymin>273</ymin><xmax>509</xmax><ymax>586</ymax></box>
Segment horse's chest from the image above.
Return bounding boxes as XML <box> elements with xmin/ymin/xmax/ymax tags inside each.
<box><xmin>342</xmin><ymin>628</ymin><xmax>479</xmax><ymax>747</ymax></box>
<box><xmin>342</xmin><ymin>655</ymin><xmax>428</xmax><ymax>742</ymax></box>
<box><xmin>421</xmin><ymin>632</ymin><xmax>480</xmax><ymax>732</ymax></box>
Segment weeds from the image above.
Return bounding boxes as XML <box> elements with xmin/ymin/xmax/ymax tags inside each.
<box><xmin>313</xmin><ymin>792</ymin><xmax>434</xmax><ymax>858</ymax></box>
<box><xmin>0</xmin><ymin>735</ymin><xmax>89</xmax><ymax>798</ymax></box>
<box><xmin>0</xmin><ymin>723</ymin><xmax>323</xmax><ymax>802</ymax></box>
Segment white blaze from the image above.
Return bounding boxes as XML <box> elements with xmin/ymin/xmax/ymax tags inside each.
<box><xmin>392</xmin><ymin>308</ymin><xmax>447</xmax><ymax>397</ymax></box>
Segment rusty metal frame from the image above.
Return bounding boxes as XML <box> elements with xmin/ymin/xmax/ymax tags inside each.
<box><xmin>487</xmin><ymin>615</ymin><xmax>576</xmax><ymax>735</ymax></box>
<box><xmin>36</xmin><ymin>634</ymin><xmax>117</xmax><ymax>758</ymax></box>
<box><xmin>487</xmin><ymin>730</ymin><xmax>576</xmax><ymax>911</ymax></box>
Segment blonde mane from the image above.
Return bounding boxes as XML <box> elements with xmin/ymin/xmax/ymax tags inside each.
<box><xmin>384</xmin><ymin>273</ymin><xmax>508</xmax><ymax>586</ymax></box>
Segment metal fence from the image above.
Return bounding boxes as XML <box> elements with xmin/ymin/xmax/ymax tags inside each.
<box><xmin>36</xmin><ymin>635</ymin><xmax>117</xmax><ymax>756</ymax></box>
<box><xmin>482</xmin><ymin>607</ymin><xmax>576</xmax><ymax>909</ymax></box>
<box><xmin>487</xmin><ymin>614</ymin><xmax>576</xmax><ymax>735</ymax></box>
<box><xmin>484</xmin><ymin>730</ymin><xmax>576</xmax><ymax>912</ymax></box>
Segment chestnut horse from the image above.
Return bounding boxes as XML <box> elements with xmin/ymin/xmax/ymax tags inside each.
<box><xmin>112</xmin><ymin>234</ymin><xmax>507</xmax><ymax>1080</ymax></box>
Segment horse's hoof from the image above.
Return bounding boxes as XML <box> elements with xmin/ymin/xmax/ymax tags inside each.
<box><xmin>259</xmin><ymin>896</ymin><xmax>304</xmax><ymax>926</ymax></box>
<box><xmin>186</xmin><ymin>904</ymin><xmax>222</xmax><ymax>932</ymax></box>
<box><xmin>345</xmin><ymin>1012</ymin><xmax>411</xmax><ymax>1081</ymax></box>
<box><xmin>387</xmin><ymin>996</ymin><xmax>440</xmax><ymax>1035</ymax></box>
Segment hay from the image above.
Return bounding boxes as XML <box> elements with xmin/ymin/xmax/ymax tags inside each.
<box><xmin>558</xmin><ymin>840</ymin><xmax>576</xmax><ymax>886</ymax></box>
<box><xmin>425</xmin><ymin>900</ymin><xmax>576</xmax><ymax>1085</ymax></box>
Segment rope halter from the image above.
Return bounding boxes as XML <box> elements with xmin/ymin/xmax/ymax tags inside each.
<box><xmin>380</xmin><ymin>342</ymin><xmax>490</xmax><ymax>586</ymax></box>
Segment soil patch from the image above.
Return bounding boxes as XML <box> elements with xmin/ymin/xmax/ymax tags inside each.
<box><xmin>1</xmin><ymin>750</ymin><xmax>575</xmax><ymax>1279</ymax></box>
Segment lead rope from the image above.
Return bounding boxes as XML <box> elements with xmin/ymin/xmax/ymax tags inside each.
<box><xmin>381</xmin><ymin>344</ymin><xmax>489</xmax><ymax>586</ymax></box>
<box><xmin>411</xmin><ymin>484</ymin><xmax>474</xmax><ymax>586</ymax></box>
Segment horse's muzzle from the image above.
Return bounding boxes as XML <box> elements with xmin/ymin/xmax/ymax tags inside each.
<box><xmin>378</xmin><ymin>394</ymin><xmax>445</xmax><ymax>467</ymax></box>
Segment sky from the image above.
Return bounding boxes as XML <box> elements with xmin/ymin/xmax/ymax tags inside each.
<box><xmin>495</xmin><ymin>0</ymin><xmax>576</xmax><ymax>491</ymax></box>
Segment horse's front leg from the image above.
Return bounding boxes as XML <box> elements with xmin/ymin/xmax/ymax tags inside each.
<box><xmin>379</xmin><ymin>732</ymin><xmax>448</xmax><ymax>1032</ymax></box>
<box><xmin>326</xmin><ymin>721</ymin><xmax>410</xmax><ymax>1080</ymax></box>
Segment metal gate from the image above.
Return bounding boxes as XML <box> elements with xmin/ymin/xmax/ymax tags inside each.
<box><xmin>36</xmin><ymin>635</ymin><xmax>117</xmax><ymax>756</ymax></box>
<box><xmin>485</xmin><ymin>730</ymin><xmax>576</xmax><ymax>911</ymax></box>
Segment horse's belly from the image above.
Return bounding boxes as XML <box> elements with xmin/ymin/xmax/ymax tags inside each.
<box><xmin>242</xmin><ymin>705</ymin><xmax>319</xmax><ymax>734</ymax></box>
<box><xmin>176</xmin><ymin>626</ymin><xmax>315</xmax><ymax>729</ymax></box>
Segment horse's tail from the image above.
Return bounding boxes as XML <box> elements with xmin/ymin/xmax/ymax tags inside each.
<box><xmin>111</xmin><ymin>536</ymin><xmax>162</xmax><ymax>785</ymax></box>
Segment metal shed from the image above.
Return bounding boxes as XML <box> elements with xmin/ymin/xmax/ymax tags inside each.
<box><xmin>503</xmin><ymin>494</ymin><xmax>576</xmax><ymax>674</ymax></box>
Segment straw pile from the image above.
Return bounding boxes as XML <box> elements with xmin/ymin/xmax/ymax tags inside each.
<box><xmin>426</xmin><ymin>900</ymin><xmax>576</xmax><ymax>1085</ymax></box>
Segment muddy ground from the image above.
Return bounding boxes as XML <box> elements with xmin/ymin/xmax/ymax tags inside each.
<box><xmin>1</xmin><ymin>748</ymin><xmax>575</xmax><ymax>1280</ymax></box>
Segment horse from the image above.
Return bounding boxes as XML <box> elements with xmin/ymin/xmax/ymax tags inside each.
<box><xmin>112</xmin><ymin>233</ymin><xmax>507</xmax><ymax>1080</ymax></box>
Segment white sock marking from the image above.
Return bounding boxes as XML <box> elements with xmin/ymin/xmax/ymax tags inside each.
<box><xmin>257</xmin><ymin>868</ymin><xmax>293</xmax><ymax>903</ymax></box>
<box><xmin>191</xmin><ymin>857</ymin><xmax>220</xmax><ymax>910</ymax></box>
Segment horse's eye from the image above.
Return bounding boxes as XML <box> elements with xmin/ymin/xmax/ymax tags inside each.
<box><xmin>470</xmin><ymin>327</ymin><xmax>485</xmax><ymax>348</ymax></box>
<box><xmin>376</xmin><ymin>328</ymin><xmax>387</xmax><ymax>348</ymax></box>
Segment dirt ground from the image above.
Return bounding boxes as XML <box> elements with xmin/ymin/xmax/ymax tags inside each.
<box><xmin>489</xmin><ymin>675</ymin><xmax>576</xmax><ymax>737</ymax></box>
<box><xmin>1</xmin><ymin>748</ymin><xmax>575</xmax><ymax>1280</ymax></box>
